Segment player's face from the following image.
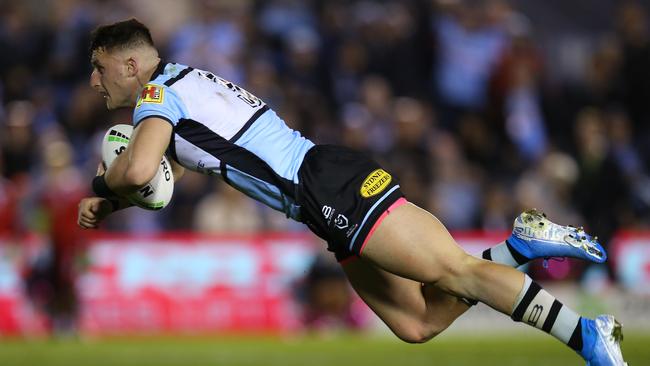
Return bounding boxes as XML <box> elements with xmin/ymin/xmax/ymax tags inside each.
<box><xmin>89</xmin><ymin>48</ymin><xmax>138</xmax><ymax>110</ymax></box>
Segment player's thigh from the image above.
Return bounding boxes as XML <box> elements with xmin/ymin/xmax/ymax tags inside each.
<box><xmin>343</xmin><ymin>257</ymin><xmax>452</xmax><ymax>343</ymax></box>
<box><xmin>360</xmin><ymin>202</ymin><xmax>474</xmax><ymax>284</ymax></box>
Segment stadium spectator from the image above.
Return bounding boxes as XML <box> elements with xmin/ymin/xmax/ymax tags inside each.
<box><xmin>297</xmin><ymin>253</ymin><xmax>369</xmax><ymax>332</ymax></box>
<box><xmin>0</xmin><ymin>150</ymin><xmax>19</xmax><ymax>238</ymax></box>
<box><xmin>571</xmin><ymin>107</ymin><xmax>629</xmax><ymax>280</ymax></box>
<box><xmin>431</xmin><ymin>0</ymin><xmax>510</xmax><ymax>130</ymax></box>
<box><xmin>194</xmin><ymin>182</ymin><xmax>264</xmax><ymax>234</ymax></box>
<box><xmin>427</xmin><ymin>132</ymin><xmax>483</xmax><ymax>229</ymax></box>
<box><xmin>168</xmin><ymin>0</ymin><xmax>249</xmax><ymax>84</ymax></box>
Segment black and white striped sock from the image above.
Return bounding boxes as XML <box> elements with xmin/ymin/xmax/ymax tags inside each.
<box><xmin>511</xmin><ymin>275</ymin><xmax>583</xmax><ymax>351</ymax></box>
<box><xmin>481</xmin><ymin>240</ymin><xmax>529</xmax><ymax>267</ymax></box>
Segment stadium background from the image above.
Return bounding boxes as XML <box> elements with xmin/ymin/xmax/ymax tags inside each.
<box><xmin>0</xmin><ymin>0</ymin><xmax>649</xmax><ymax>364</ymax></box>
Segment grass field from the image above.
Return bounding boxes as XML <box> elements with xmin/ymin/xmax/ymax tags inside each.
<box><xmin>0</xmin><ymin>332</ymin><xmax>648</xmax><ymax>366</ymax></box>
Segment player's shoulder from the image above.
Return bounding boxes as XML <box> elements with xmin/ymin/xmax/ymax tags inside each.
<box><xmin>132</xmin><ymin>62</ymin><xmax>194</xmax><ymax>125</ymax></box>
<box><xmin>136</xmin><ymin>63</ymin><xmax>191</xmax><ymax>106</ymax></box>
<box><xmin>152</xmin><ymin>62</ymin><xmax>193</xmax><ymax>86</ymax></box>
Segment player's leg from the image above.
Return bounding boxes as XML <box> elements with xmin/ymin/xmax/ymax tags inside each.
<box><xmin>342</xmin><ymin>257</ymin><xmax>469</xmax><ymax>343</ymax></box>
<box><xmin>338</xmin><ymin>210</ymin><xmax>588</xmax><ymax>342</ymax></box>
<box><xmin>360</xmin><ymin>202</ymin><xmax>626</xmax><ymax>364</ymax></box>
<box><xmin>339</xmin><ymin>207</ymin><xmax>610</xmax><ymax>343</ymax></box>
<box><xmin>361</xmin><ymin>202</ymin><xmax>523</xmax><ymax>311</ymax></box>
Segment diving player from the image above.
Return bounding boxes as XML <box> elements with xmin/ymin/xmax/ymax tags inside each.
<box><xmin>77</xmin><ymin>19</ymin><xmax>626</xmax><ymax>365</ymax></box>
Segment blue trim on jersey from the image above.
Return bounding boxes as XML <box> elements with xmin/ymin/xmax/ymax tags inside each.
<box><xmin>348</xmin><ymin>185</ymin><xmax>401</xmax><ymax>251</ymax></box>
<box><xmin>225</xmin><ymin>166</ymin><xmax>301</xmax><ymax>220</ymax></box>
<box><xmin>233</xmin><ymin>109</ymin><xmax>314</xmax><ymax>184</ymax></box>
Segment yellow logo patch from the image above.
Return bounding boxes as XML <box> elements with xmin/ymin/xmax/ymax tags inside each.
<box><xmin>136</xmin><ymin>84</ymin><xmax>164</xmax><ymax>107</ymax></box>
<box><xmin>360</xmin><ymin>169</ymin><xmax>392</xmax><ymax>198</ymax></box>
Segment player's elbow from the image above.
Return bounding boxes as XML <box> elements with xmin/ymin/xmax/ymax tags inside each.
<box><xmin>123</xmin><ymin>161</ymin><xmax>157</xmax><ymax>188</ymax></box>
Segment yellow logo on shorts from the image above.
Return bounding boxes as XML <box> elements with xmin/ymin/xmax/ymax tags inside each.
<box><xmin>360</xmin><ymin>169</ymin><xmax>392</xmax><ymax>198</ymax></box>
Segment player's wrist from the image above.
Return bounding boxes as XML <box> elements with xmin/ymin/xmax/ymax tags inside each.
<box><xmin>106</xmin><ymin>199</ymin><xmax>119</xmax><ymax>212</ymax></box>
<box><xmin>105</xmin><ymin>197</ymin><xmax>135</xmax><ymax>213</ymax></box>
<box><xmin>92</xmin><ymin>174</ymin><xmax>118</xmax><ymax>199</ymax></box>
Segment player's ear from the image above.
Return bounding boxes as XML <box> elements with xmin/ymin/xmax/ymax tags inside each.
<box><xmin>126</xmin><ymin>57</ymin><xmax>138</xmax><ymax>78</ymax></box>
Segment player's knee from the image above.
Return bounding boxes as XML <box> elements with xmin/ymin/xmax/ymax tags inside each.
<box><xmin>433</xmin><ymin>254</ymin><xmax>478</xmax><ymax>293</ymax></box>
<box><xmin>391</xmin><ymin>321</ymin><xmax>443</xmax><ymax>344</ymax></box>
<box><xmin>416</xmin><ymin>248</ymin><xmax>477</xmax><ymax>287</ymax></box>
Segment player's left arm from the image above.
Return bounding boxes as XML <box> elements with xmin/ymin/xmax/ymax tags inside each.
<box><xmin>104</xmin><ymin>117</ymin><xmax>172</xmax><ymax>196</ymax></box>
<box><xmin>170</xmin><ymin>158</ymin><xmax>185</xmax><ymax>182</ymax></box>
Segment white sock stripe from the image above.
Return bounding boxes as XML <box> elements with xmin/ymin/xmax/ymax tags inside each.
<box><xmin>489</xmin><ymin>242</ymin><xmax>520</xmax><ymax>267</ymax></box>
<box><xmin>512</xmin><ymin>275</ymin><xmax>533</xmax><ymax>313</ymax></box>
<box><xmin>522</xmin><ymin>290</ymin><xmax>556</xmax><ymax>329</ymax></box>
<box><xmin>551</xmin><ymin>306</ymin><xmax>581</xmax><ymax>344</ymax></box>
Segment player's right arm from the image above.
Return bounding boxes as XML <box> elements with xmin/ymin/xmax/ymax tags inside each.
<box><xmin>101</xmin><ymin>83</ymin><xmax>184</xmax><ymax>195</ymax></box>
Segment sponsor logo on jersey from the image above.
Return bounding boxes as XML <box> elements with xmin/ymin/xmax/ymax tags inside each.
<box><xmin>360</xmin><ymin>169</ymin><xmax>392</xmax><ymax>198</ymax></box>
<box><xmin>136</xmin><ymin>84</ymin><xmax>164</xmax><ymax>107</ymax></box>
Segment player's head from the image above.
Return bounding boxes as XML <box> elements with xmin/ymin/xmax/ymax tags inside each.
<box><xmin>89</xmin><ymin>18</ymin><xmax>160</xmax><ymax>110</ymax></box>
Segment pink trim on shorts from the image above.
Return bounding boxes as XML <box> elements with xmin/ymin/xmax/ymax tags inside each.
<box><xmin>339</xmin><ymin>197</ymin><xmax>408</xmax><ymax>266</ymax></box>
<box><xmin>359</xmin><ymin>197</ymin><xmax>407</xmax><ymax>255</ymax></box>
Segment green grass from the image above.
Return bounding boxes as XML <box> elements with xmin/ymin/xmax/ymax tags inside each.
<box><xmin>0</xmin><ymin>332</ymin><xmax>648</xmax><ymax>366</ymax></box>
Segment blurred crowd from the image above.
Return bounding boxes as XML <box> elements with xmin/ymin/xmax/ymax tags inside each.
<box><xmin>1</xmin><ymin>0</ymin><xmax>650</xmax><ymax>265</ymax></box>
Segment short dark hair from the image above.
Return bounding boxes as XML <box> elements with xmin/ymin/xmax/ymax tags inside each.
<box><xmin>89</xmin><ymin>18</ymin><xmax>155</xmax><ymax>54</ymax></box>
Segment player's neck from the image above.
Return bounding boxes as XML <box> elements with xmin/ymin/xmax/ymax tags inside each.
<box><xmin>140</xmin><ymin>57</ymin><xmax>161</xmax><ymax>85</ymax></box>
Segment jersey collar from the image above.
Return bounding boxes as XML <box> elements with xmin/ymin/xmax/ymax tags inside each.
<box><xmin>149</xmin><ymin>59</ymin><xmax>167</xmax><ymax>81</ymax></box>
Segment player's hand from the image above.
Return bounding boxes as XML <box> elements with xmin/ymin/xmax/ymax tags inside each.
<box><xmin>78</xmin><ymin>197</ymin><xmax>113</xmax><ymax>229</ymax></box>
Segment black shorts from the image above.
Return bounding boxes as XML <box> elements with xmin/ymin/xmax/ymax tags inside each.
<box><xmin>297</xmin><ymin>145</ymin><xmax>405</xmax><ymax>261</ymax></box>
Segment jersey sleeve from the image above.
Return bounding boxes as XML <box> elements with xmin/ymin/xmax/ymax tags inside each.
<box><xmin>133</xmin><ymin>83</ymin><xmax>186</xmax><ymax>126</ymax></box>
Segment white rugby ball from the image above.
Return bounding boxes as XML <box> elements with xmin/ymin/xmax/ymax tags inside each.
<box><xmin>101</xmin><ymin>124</ymin><xmax>174</xmax><ymax>210</ymax></box>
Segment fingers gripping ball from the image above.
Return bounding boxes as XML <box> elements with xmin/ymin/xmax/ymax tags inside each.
<box><xmin>101</xmin><ymin>124</ymin><xmax>174</xmax><ymax>210</ymax></box>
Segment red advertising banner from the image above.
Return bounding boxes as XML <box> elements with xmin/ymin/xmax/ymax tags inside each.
<box><xmin>79</xmin><ymin>233</ymin><xmax>318</xmax><ymax>334</ymax></box>
<box><xmin>612</xmin><ymin>232</ymin><xmax>650</xmax><ymax>294</ymax></box>
<box><xmin>1</xmin><ymin>231</ymin><xmax>649</xmax><ymax>336</ymax></box>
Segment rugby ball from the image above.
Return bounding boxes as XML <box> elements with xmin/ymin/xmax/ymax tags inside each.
<box><xmin>101</xmin><ymin>124</ymin><xmax>174</xmax><ymax>210</ymax></box>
